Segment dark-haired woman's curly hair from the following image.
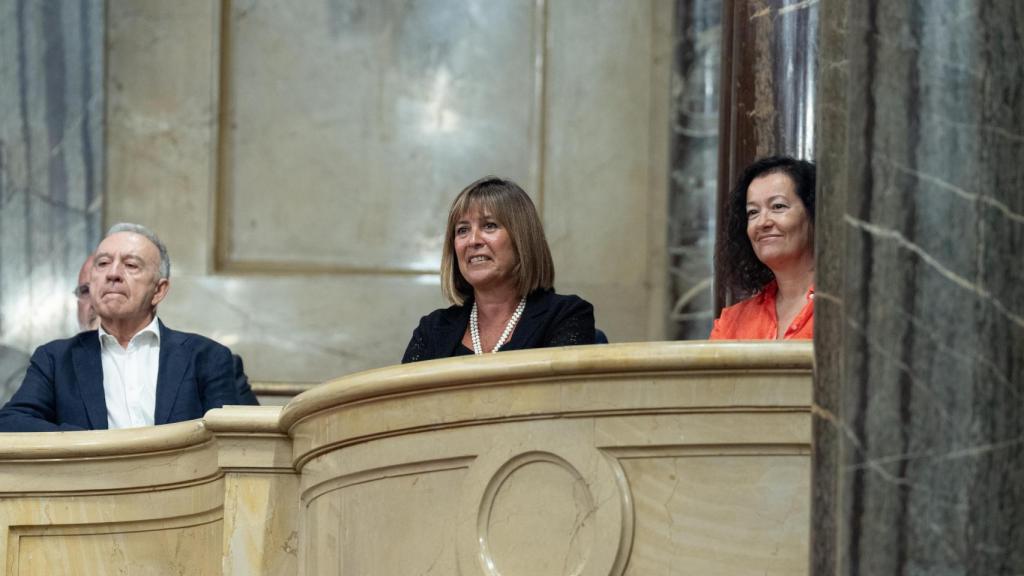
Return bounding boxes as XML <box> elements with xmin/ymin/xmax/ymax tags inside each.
<box><xmin>715</xmin><ymin>156</ymin><xmax>816</xmax><ymax>300</ymax></box>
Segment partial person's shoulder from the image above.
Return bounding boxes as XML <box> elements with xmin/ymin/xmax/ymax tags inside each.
<box><xmin>31</xmin><ymin>331</ymin><xmax>95</xmax><ymax>357</ymax></box>
<box><xmin>160</xmin><ymin>324</ymin><xmax>231</xmax><ymax>355</ymax></box>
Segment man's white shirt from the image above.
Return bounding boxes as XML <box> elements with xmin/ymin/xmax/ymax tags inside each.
<box><xmin>99</xmin><ymin>316</ymin><xmax>160</xmax><ymax>429</ymax></box>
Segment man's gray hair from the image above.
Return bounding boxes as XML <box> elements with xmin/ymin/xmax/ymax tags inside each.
<box><xmin>105</xmin><ymin>223</ymin><xmax>171</xmax><ymax>280</ymax></box>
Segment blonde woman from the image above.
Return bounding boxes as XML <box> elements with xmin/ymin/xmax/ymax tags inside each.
<box><xmin>403</xmin><ymin>176</ymin><xmax>596</xmax><ymax>363</ymax></box>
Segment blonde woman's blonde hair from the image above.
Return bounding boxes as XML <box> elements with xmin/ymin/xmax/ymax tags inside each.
<box><xmin>441</xmin><ymin>176</ymin><xmax>554</xmax><ymax>305</ymax></box>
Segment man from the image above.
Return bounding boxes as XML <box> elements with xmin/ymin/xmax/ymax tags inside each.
<box><xmin>74</xmin><ymin>254</ymin><xmax>100</xmax><ymax>331</ymax></box>
<box><xmin>0</xmin><ymin>223</ymin><xmax>241</xmax><ymax>432</ymax></box>
<box><xmin>73</xmin><ymin>252</ymin><xmax>257</xmax><ymax>405</ymax></box>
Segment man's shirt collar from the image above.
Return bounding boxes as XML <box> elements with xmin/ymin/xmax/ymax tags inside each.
<box><xmin>98</xmin><ymin>316</ymin><xmax>161</xmax><ymax>350</ymax></box>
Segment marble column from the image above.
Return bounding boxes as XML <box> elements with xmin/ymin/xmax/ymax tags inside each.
<box><xmin>0</xmin><ymin>0</ymin><xmax>104</xmax><ymax>402</ymax></box>
<box><xmin>715</xmin><ymin>0</ymin><xmax>819</xmax><ymax>308</ymax></box>
<box><xmin>814</xmin><ymin>1</ymin><xmax>1024</xmax><ymax>574</ymax></box>
<box><xmin>667</xmin><ymin>0</ymin><xmax>720</xmax><ymax>339</ymax></box>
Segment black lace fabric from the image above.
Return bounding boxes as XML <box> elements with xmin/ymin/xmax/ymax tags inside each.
<box><xmin>401</xmin><ymin>325</ymin><xmax>430</xmax><ymax>364</ymax></box>
<box><xmin>543</xmin><ymin>295</ymin><xmax>595</xmax><ymax>347</ymax></box>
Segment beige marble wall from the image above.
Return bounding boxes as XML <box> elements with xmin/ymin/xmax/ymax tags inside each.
<box><xmin>104</xmin><ymin>0</ymin><xmax>674</xmax><ymax>384</ymax></box>
<box><xmin>0</xmin><ymin>342</ymin><xmax>810</xmax><ymax>576</ymax></box>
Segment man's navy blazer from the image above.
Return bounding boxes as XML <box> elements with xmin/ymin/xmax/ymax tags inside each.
<box><xmin>0</xmin><ymin>321</ymin><xmax>240</xmax><ymax>432</ymax></box>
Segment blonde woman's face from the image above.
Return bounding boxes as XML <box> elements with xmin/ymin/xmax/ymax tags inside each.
<box><xmin>453</xmin><ymin>205</ymin><xmax>516</xmax><ymax>294</ymax></box>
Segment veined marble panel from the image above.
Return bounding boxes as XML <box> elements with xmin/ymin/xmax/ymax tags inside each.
<box><xmin>622</xmin><ymin>453</ymin><xmax>808</xmax><ymax>575</ymax></box>
<box><xmin>0</xmin><ymin>0</ymin><xmax>104</xmax><ymax>403</ymax></box>
<box><xmin>815</xmin><ymin>1</ymin><xmax>1024</xmax><ymax>573</ymax></box>
<box><xmin>10</xmin><ymin>513</ymin><xmax>223</xmax><ymax>576</ymax></box>
<box><xmin>219</xmin><ymin>0</ymin><xmax>542</xmax><ymax>272</ymax></box>
<box><xmin>304</xmin><ymin>465</ymin><xmax>465</xmax><ymax>574</ymax></box>
<box><xmin>105</xmin><ymin>0</ymin><xmax>674</xmax><ymax>383</ymax></box>
<box><xmin>0</xmin><ymin>421</ymin><xmax>225</xmax><ymax>576</ymax></box>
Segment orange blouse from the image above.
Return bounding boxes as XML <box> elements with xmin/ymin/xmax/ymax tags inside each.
<box><xmin>709</xmin><ymin>281</ymin><xmax>814</xmax><ymax>340</ymax></box>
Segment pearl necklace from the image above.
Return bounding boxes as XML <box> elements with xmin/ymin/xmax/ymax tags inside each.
<box><xmin>470</xmin><ymin>297</ymin><xmax>526</xmax><ymax>354</ymax></box>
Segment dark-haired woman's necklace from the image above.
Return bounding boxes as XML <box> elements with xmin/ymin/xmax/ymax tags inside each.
<box><xmin>471</xmin><ymin>297</ymin><xmax>527</xmax><ymax>354</ymax></box>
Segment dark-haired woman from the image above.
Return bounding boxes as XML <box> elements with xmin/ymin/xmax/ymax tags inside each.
<box><xmin>710</xmin><ymin>156</ymin><xmax>815</xmax><ymax>340</ymax></box>
<box><xmin>402</xmin><ymin>176</ymin><xmax>596</xmax><ymax>362</ymax></box>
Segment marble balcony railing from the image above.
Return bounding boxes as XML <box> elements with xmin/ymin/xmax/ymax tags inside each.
<box><xmin>0</xmin><ymin>341</ymin><xmax>812</xmax><ymax>575</ymax></box>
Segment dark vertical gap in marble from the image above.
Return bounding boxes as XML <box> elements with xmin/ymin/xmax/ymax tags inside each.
<box><xmin>892</xmin><ymin>10</ymin><xmax>925</xmax><ymax>569</ymax></box>
<box><xmin>845</xmin><ymin>1</ymin><xmax>881</xmax><ymax>573</ymax></box>
<box><xmin>892</xmin><ymin>2</ymin><xmax>924</xmax><ymax>570</ymax></box>
<box><xmin>968</xmin><ymin>2</ymin><xmax>1024</xmax><ymax>573</ymax></box>
<box><xmin>43</xmin><ymin>1</ymin><xmax>67</xmax><ymax>204</ymax></box>
<box><xmin>79</xmin><ymin>0</ymin><xmax>96</xmax><ymax>249</ymax></box>
<box><xmin>15</xmin><ymin>0</ymin><xmax>35</xmax><ymax>328</ymax></box>
<box><xmin>713</xmin><ymin>0</ymin><xmax>735</xmax><ymax>313</ymax></box>
<box><xmin>43</xmin><ymin>0</ymin><xmax>69</xmax><ymax>291</ymax></box>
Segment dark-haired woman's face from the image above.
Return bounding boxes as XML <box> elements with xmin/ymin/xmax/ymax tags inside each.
<box><xmin>745</xmin><ymin>173</ymin><xmax>813</xmax><ymax>271</ymax></box>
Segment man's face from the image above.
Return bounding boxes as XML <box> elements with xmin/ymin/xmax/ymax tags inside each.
<box><xmin>75</xmin><ymin>255</ymin><xmax>99</xmax><ymax>331</ymax></box>
<box><xmin>89</xmin><ymin>232</ymin><xmax>169</xmax><ymax>326</ymax></box>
